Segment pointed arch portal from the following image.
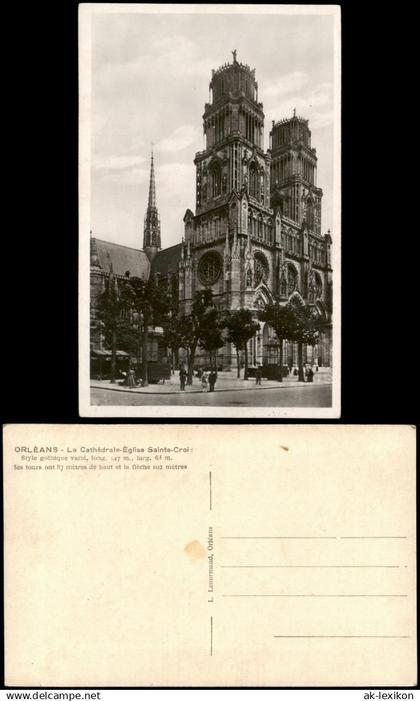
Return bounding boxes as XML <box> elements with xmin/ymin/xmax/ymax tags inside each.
<box><xmin>253</xmin><ymin>282</ymin><xmax>274</xmax><ymax>310</ymax></box>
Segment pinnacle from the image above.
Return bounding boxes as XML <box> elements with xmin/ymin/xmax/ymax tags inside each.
<box><xmin>144</xmin><ymin>149</ymin><xmax>161</xmax><ymax>252</ymax></box>
<box><xmin>147</xmin><ymin>149</ymin><xmax>157</xmax><ymax>210</ymax></box>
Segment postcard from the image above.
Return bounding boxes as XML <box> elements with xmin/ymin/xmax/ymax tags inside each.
<box><xmin>79</xmin><ymin>3</ymin><xmax>341</xmax><ymax>418</ymax></box>
<box><xmin>4</xmin><ymin>424</ymin><xmax>416</xmax><ymax>686</ymax></box>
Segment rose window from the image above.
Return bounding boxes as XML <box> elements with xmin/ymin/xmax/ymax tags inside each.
<box><xmin>198</xmin><ymin>251</ymin><xmax>222</xmax><ymax>286</ymax></box>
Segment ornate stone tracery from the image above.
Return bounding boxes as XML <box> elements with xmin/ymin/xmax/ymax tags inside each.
<box><xmin>253</xmin><ymin>251</ymin><xmax>269</xmax><ymax>287</ymax></box>
<box><xmin>287</xmin><ymin>263</ymin><xmax>298</xmax><ymax>295</ymax></box>
<box><xmin>246</xmin><ymin>266</ymin><xmax>253</xmax><ymax>287</ymax></box>
<box><xmin>315</xmin><ymin>271</ymin><xmax>323</xmax><ymax>299</ymax></box>
<box><xmin>197</xmin><ymin>251</ymin><xmax>223</xmax><ymax>286</ymax></box>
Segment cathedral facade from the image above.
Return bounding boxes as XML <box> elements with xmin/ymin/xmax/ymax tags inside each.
<box><xmin>177</xmin><ymin>51</ymin><xmax>332</xmax><ymax>370</ymax></box>
<box><xmin>91</xmin><ymin>52</ymin><xmax>333</xmax><ymax>373</ymax></box>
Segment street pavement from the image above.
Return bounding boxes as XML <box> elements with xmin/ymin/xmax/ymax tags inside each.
<box><xmin>91</xmin><ymin>369</ymin><xmax>331</xmax><ymax>394</ymax></box>
<box><xmin>91</xmin><ymin>383</ymin><xmax>332</xmax><ymax>407</ymax></box>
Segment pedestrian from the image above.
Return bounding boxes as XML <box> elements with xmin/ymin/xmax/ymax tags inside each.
<box><xmin>179</xmin><ymin>365</ymin><xmax>187</xmax><ymax>391</ymax></box>
<box><xmin>306</xmin><ymin>367</ymin><xmax>314</xmax><ymax>383</ymax></box>
<box><xmin>255</xmin><ymin>365</ymin><xmax>262</xmax><ymax>385</ymax></box>
<box><xmin>127</xmin><ymin>368</ymin><xmax>136</xmax><ymax>388</ymax></box>
<box><xmin>201</xmin><ymin>371</ymin><xmax>208</xmax><ymax>392</ymax></box>
<box><xmin>209</xmin><ymin>370</ymin><xmax>217</xmax><ymax>392</ymax></box>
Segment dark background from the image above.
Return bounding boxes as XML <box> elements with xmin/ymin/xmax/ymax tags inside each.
<box><xmin>1</xmin><ymin>0</ymin><xmax>417</xmax><ymax>694</ymax></box>
<box><xmin>2</xmin><ymin>0</ymin><xmax>415</xmax><ymax>426</ymax></box>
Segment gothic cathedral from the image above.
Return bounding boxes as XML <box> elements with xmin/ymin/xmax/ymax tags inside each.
<box><xmin>90</xmin><ymin>52</ymin><xmax>332</xmax><ymax>372</ymax></box>
<box><xmin>178</xmin><ymin>51</ymin><xmax>332</xmax><ymax>370</ymax></box>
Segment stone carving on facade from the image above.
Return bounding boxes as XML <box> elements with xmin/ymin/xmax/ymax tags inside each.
<box><xmin>246</xmin><ymin>266</ymin><xmax>253</xmax><ymax>288</ymax></box>
<box><xmin>315</xmin><ymin>272</ymin><xmax>323</xmax><ymax>300</ymax></box>
<box><xmin>254</xmin><ymin>251</ymin><xmax>269</xmax><ymax>287</ymax></box>
<box><xmin>198</xmin><ymin>250</ymin><xmax>222</xmax><ymax>286</ymax></box>
<box><xmin>279</xmin><ymin>262</ymin><xmax>288</xmax><ymax>297</ymax></box>
<box><xmin>248</xmin><ymin>209</ymin><xmax>253</xmax><ymax>233</ymax></box>
<box><xmin>242</xmin><ymin>200</ymin><xmax>248</xmax><ymax>231</ymax></box>
<box><xmin>287</xmin><ymin>263</ymin><xmax>298</xmax><ymax>295</ymax></box>
<box><xmin>307</xmin><ymin>267</ymin><xmax>315</xmax><ymax>302</ymax></box>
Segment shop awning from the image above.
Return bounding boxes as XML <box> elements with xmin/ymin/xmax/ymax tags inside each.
<box><xmin>91</xmin><ymin>349</ymin><xmax>130</xmax><ymax>357</ymax></box>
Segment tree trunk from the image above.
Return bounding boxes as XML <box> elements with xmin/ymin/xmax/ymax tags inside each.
<box><xmin>278</xmin><ymin>338</ymin><xmax>283</xmax><ymax>382</ymax></box>
<box><xmin>298</xmin><ymin>342</ymin><xmax>305</xmax><ymax>382</ymax></box>
<box><xmin>236</xmin><ymin>347</ymin><xmax>240</xmax><ymax>378</ymax></box>
<box><xmin>244</xmin><ymin>341</ymin><xmax>249</xmax><ymax>380</ymax></box>
<box><xmin>187</xmin><ymin>340</ymin><xmax>197</xmax><ymax>384</ymax></box>
<box><xmin>110</xmin><ymin>328</ymin><xmax>117</xmax><ymax>383</ymax></box>
<box><xmin>137</xmin><ymin>327</ymin><xmax>142</xmax><ymax>379</ymax></box>
<box><xmin>142</xmin><ymin>322</ymin><xmax>149</xmax><ymax>386</ymax></box>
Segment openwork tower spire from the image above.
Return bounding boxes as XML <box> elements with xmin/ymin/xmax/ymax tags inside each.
<box><xmin>143</xmin><ymin>148</ymin><xmax>161</xmax><ymax>259</ymax></box>
<box><xmin>148</xmin><ymin>148</ymin><xmax>157</xmax><ymax>209</ymax></box>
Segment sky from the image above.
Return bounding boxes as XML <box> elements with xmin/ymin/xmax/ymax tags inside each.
<box><xmin>90</xmin><ymin>7</ymin><xmax>337</xmax><ymax>251</ymax></box>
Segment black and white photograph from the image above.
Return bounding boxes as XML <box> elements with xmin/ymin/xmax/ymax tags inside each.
<box><xmin>79</xmin><ymin>4</ymin><xmax>341</xmax><ymax>417</ymax></box>
<box><xmin>3</xmin><ymin>1</ymin><xmax>419</xmax><ymax>697</ymax></box>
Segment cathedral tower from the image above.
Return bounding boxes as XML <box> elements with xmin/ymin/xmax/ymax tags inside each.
<box><xmin>192</xmin><ymin>50</ymin><xmax>272</xmax><ymax>239</ymax></box>
<box><xmin>180</xmin><ymin>51</ymin><xmax>274</xmax><ymax>313</ymax></box>
<box><xmin>270</xmin><ymin>111</ymin><xmax>323</xmax><ymax>234</ymax></box>
<box><xmin>143</xmin><ymin>150</ymin><xmax>161</xmax><ymax>261</ymax></box>
<box><xmin>194</xmin><ymin>51</ymin><xmax>270</xmax><ymax>215</ymax></box>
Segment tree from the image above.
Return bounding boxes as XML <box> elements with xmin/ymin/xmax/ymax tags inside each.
<box><xmin>90</xmin><ymin>318</ymin><xmax>105</xmax><ymax>379</ymax></box>
<box><xmin>175</xmin><ymin>315</ymin><xmax>197</xmax><ymax>382</ymax></box>
<box><xmin>121</xmin><ymin>276</ymin><xmax>170</xmax><ymax>386</ymax></box>
<box><xmin>96</xmin><ymin>268</ymin><xmax>125</xmax><ymax>384</ymax></box>
<box><xmin>199</xmin><ymin>306</ymin><xmax>225</xmax><ymax>371</ymax></box>
<box><xmin>163</xmin><ymin>291</ymin><xmax>226</xmax><ymax>382</ymax></box>
<box><xmin>90</xmin><ymin>318</ymin><xmax>104</xmax><ymax>349</ymax></box>
<box><xmin>257</xmin><ymin>302</ymin><xmax>296</xmax><ymax>382</ymax></box>
<box><xmin>174</xmin><ymin>290</ymin><xmax>217</xmax><ymax>384</ymax></box>
<box><xmin>116</xmin><ymin>317</ymin><xmax>140</xmax><ymax>361</ymax></box>
<box><xmin>288</xmin><ymin>304</ymin><xmax>324</xmax><ymax>382</ymax></box>
<box><xmin>163</xmin><ymin>314</ymin><xmax>192</xmax><ymax>374</ymax></box>
<box><xmin>224</xmin><ymin>309</ymin><xmax>260</xmax><ymax>379</ymax></box>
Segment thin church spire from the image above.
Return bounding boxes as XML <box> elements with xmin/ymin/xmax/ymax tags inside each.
<box><xmin>148</xmin><ymin>146</ymin><xmax>157</xmax><ymax>209</ymax></box>
<box><xmin>143</xmin><ymin>147</ymin><xmax>161</xmax><ymax>258</ymax></box>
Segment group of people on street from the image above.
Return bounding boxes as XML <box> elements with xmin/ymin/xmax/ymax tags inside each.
<box><xmin>179</xmin><ymin>366</ymin><xmax>218</xmax><ymax>392</ymax></box>
<box><xmin>178</xmin><ymin>363</ymin><xmax>317</xmax><ymax>391</ymax></box>
<box><xmin>121</xmin><ymin>368</ymin><xmax>142</xmax><ymax>389</ymax></box>
<box><xmin>291</xmin><ymin>366</ymin><xmax>315</xmax><ymax>382</ymax></box>
<box><xmin>200</xmin><ymin>370</ymin><xmax>217</xmax><ymax>392</ymax></box>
